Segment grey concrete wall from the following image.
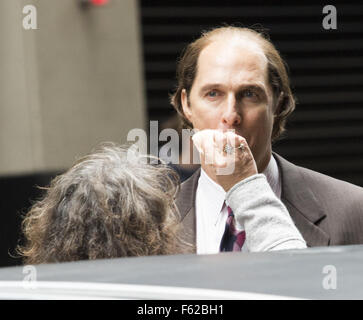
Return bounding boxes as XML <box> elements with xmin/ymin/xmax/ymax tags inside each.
<box><xmin>0</xmin><ymin>0</ymin><xmax>146</xmax><ymax>175</ymax></box>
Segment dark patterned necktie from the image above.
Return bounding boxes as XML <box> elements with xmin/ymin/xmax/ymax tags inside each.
<box><xmin>220</xmin><ymin>205</ymin><xmax>246</xmax><ymax>252</ymax></box>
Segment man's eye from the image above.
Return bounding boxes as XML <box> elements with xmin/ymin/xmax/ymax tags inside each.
<box><xmin>243</xmin><ymin>89</ymin><xmax>256</xmax><ymax>98</ymax></box>
<box><xmin>207</xmin><ymin>90</ymin><xmax>219</xmax><ymax>98</ymax></box>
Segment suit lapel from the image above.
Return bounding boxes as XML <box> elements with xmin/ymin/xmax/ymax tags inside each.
<box><xmin>273</xmin><ymin>153</ymin><xmax>330</xmax><ymax>247</ymax></box>
<box><xmin>176</xmin><ymin>168</ymin><xmax>200</xmax><ymax>250</ymax></box>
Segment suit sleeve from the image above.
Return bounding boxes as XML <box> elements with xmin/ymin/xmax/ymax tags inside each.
<box><xmin>226</xmin><ymin>174</ymin><xmax>307</xmax><ymax>252</ymax></box>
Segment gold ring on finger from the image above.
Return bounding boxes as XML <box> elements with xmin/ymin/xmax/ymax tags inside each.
<box><xmin>236</xmin><ymin>143</ymin><xmax>245</xmax><ymax>152</ymax></box>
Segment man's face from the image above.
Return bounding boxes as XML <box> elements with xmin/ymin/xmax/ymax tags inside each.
<box><xmin>181</xmin><ymin>37</ymin><xmax>275</xmax><ymax>171</ymax></box>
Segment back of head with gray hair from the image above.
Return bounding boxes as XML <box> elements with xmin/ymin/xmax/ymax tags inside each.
<box><xmin>18</xmin><ymin>143</ymin><xmax>190</xmax><ymax>264</ymax></box>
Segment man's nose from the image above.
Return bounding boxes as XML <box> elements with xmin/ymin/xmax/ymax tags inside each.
<box><xmin>221</xmin><ymin>95</ymin><xmax>241</xmax><ymax>127</ymax></box>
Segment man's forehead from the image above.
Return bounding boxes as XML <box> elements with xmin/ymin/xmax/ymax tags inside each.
<box><xmin>198</xmin><ymin>36</ymin><xmax>267</xmax><ymax>72</ymax></box>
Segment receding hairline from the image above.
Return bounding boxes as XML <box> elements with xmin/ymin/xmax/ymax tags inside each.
<box><xmin>190</xmin><ymin>30</ymin><xmax>272</xmax><ymax>100</ymax></box>
<box><xmin>199</xmin><ymin>27</ymin><xmax>269</xmax><ymax>57</ymax></box>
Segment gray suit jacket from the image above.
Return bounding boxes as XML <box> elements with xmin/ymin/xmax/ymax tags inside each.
<box><xmin>176</xmin><ymin>153</ymin><xmax>363</xmax><ymax>249</ymax></box>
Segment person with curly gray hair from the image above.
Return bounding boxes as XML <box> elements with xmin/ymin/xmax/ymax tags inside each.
<box><xmin>17</xmin><ymin>143</ymin><xmax>190</xmax><ymax>264</ymax></box>
<box><xmin>18</xmin><ymin>141</ymin><xmax>307</xmax><ymax>264</ymax></box>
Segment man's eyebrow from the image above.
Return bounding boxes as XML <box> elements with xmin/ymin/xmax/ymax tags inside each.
<box><xmin>242</xmin><ymin>84</ymin><xmax>266</xmax><ymax>92</ymax></box>
<box><xmin>199</xmin><ymin>83</ymin><xmax>266</xmax><ymax>93</ymax></box>
<box><xmin>199</xmin><ymin>83</ymin><xmax>224</xmax><ymax>94</ymax></box>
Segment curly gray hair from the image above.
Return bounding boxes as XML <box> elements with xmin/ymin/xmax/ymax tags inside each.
<box><xmin>18</xmin><ymin>143</ymin><xmax>191</xmax><ymax>264</ymax></box>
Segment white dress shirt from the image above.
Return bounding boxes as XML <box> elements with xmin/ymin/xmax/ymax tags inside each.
<box><xmin>195</xmin><ymin>154</ymin><xmax>282</xmax><ymax>254</ymax></box>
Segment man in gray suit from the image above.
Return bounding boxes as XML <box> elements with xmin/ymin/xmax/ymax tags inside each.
<box><xmin>170</xmin><ymin>26</ymin><xmax>363</xmax><ymax>252</ymax></box>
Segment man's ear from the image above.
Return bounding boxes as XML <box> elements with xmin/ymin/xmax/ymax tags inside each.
<box><xmin>181</xmin><ymin>89</ymin><xmax>193</xmax><ymax>123</ymax></box>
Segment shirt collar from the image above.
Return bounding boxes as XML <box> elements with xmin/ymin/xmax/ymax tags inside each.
<box><xmin>199</xmin><ymin>168</ymin><xmax>226</xmax><ymax>223</ymax></box>
<box><xmin>261</xmin><ymin>154</ymin><xmax>281</xmax><ymax>198</ymax></box>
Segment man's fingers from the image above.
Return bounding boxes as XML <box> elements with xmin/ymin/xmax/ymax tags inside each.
<box><xmin>193</xmin><ymin>129</ymin><xmax>252</xmax><ymax>167</ymax></box>
<box><xmin>236</xmin><ymin>135</ymin><xmax>253</xmax><ymax>159</ymax></box>
<box><xmin>202</xmin><ymin>133</ymin><xmax>217</xmax><ymax>165</ymax></box>
<box><xmin>225</xmin><ymin>131</ymin><xmax>239</xmax><ymax>148</ymax></box>
<box><xmin>213</xmin><ymin>131</ymin><xmax>227</xmax><ymax>154</ymax></box>
<box><xmin>212</xmin><ymin>131</ymin><xmax>227</xmax><ymax>166</ymax></box>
